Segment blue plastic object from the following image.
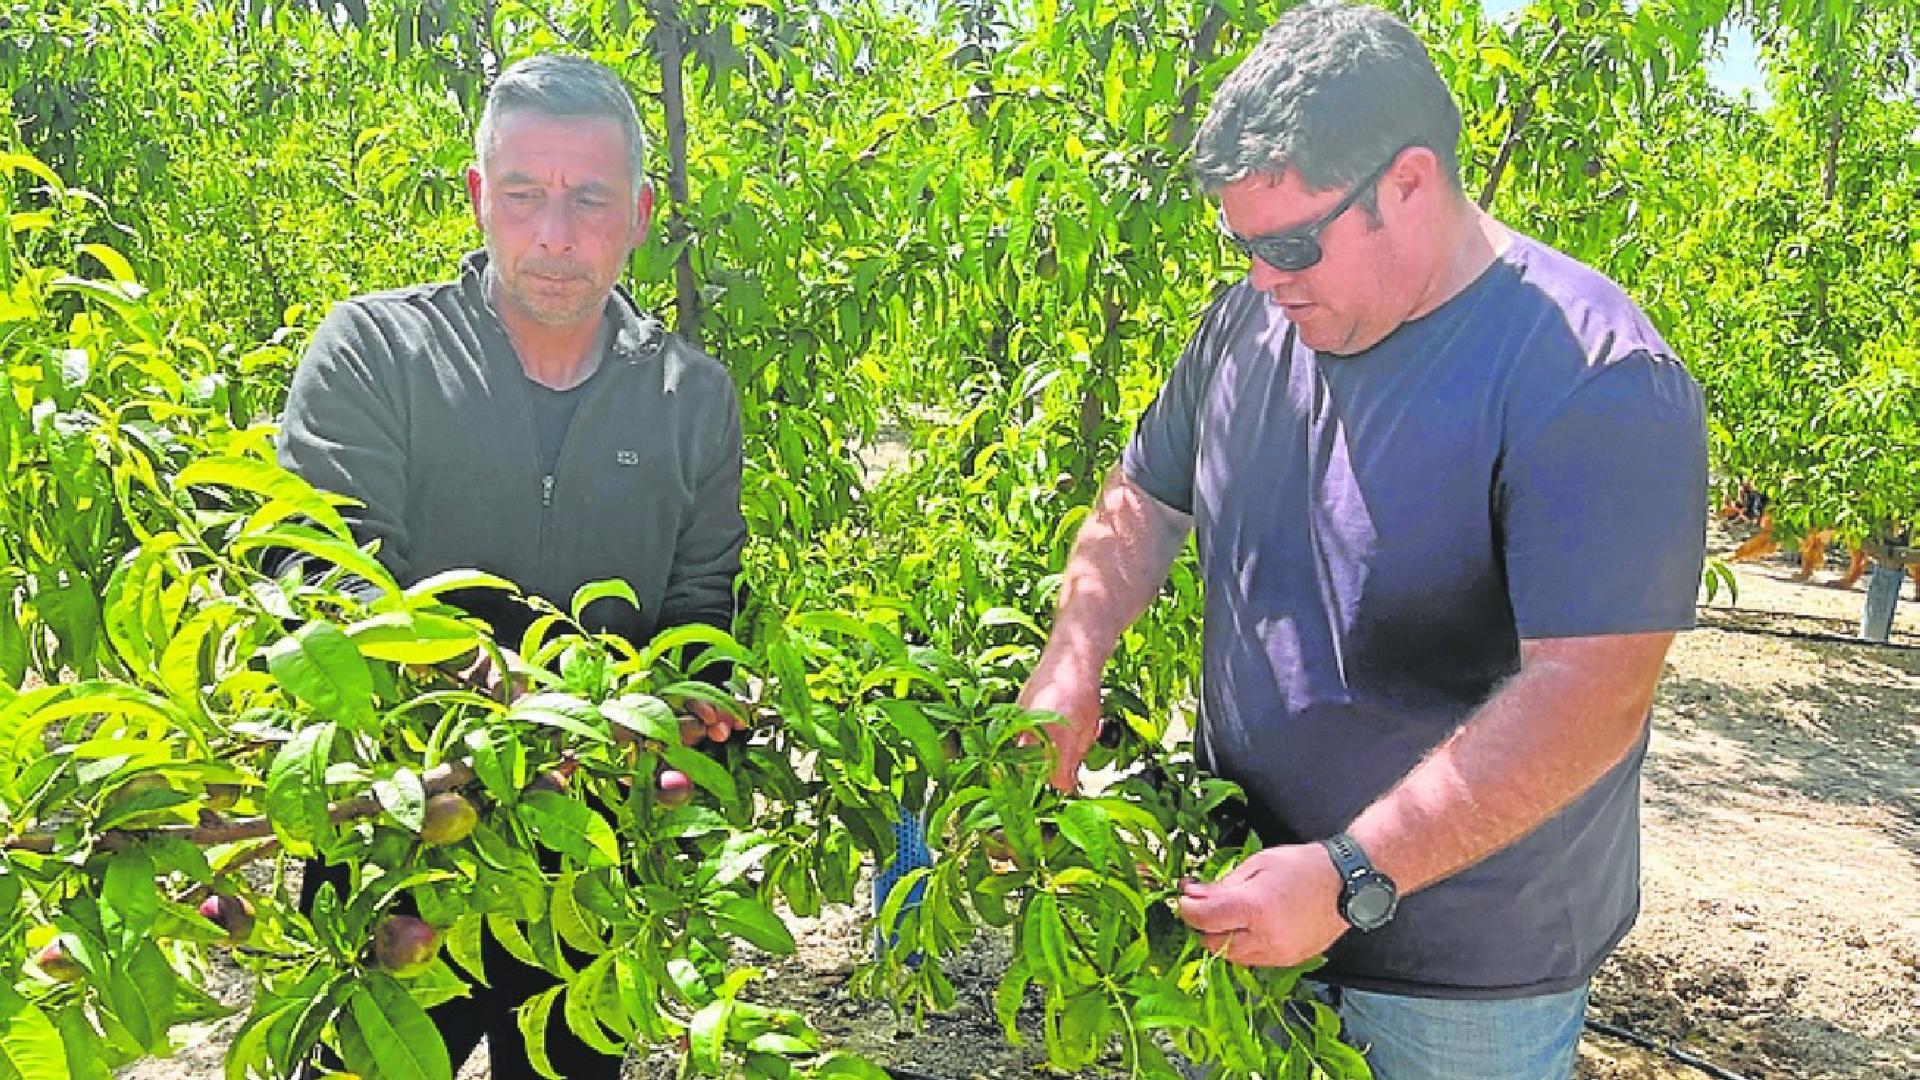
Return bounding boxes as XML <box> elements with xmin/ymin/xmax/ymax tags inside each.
<box><xmin>873</xmin><ymin>810</ymin><xmax>932</xmax><ymax>960</ymax></box>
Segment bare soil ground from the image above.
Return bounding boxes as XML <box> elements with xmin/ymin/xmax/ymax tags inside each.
<box><xmin>120</xmin><ymin>519</ymin><xmax>1920</xmax><ymax>1079</ymax></box>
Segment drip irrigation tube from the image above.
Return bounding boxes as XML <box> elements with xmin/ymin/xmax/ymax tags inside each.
<box><xmin>1694</xmin><ymin>605</ymin><xmax>1916</xmax><ymax>650</ymax></box>
<box><xmin>1584</xmin><ymin>1019</ymin><xmax>1755</xmax><ymax>1080</ymax></box>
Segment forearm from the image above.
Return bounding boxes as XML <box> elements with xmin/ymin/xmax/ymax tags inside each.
<box><xmin>1348</xmin><ymin>632</ymin><xmax>1674</xmax><ymax>895</ymax></box>
<box><xmin>1033</xmin><ymin>468</ymin><xmax>1192</xmax><ymax>683</ymax></box>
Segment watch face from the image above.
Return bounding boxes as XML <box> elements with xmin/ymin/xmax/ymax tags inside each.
<box><xmin>1346</xmin><ymin>879</ymin><xmax>1397</xmax><ymax>931</ymax></box>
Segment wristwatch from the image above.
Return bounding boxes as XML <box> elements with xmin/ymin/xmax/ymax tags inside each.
<box><xmin>1320</xmin><ymin>832</ymin><xmax>1399</xmax><ymax>932</ymax></box>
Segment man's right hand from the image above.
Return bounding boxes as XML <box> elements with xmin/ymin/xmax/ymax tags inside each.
<box><xmin>1017</xmin><ymin>666</ymin><xmax>1102</xmax><ymax>793</ymax></box>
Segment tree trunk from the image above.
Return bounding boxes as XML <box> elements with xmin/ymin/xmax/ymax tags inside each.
<box><xmin>652</xmin><ymin>3</ymin><xmax>702</xmax><ymax>344</ymax></box>
<box><xmin>1169</xmin><ymin>2</ymin><xmax>1229</xmax><ymax>154</ymax></box>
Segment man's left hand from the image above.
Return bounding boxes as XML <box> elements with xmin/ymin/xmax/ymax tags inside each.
<box><xmin>1176</xmin><ymin>843</ymin><xmax>1351</xmax><ymax>968</ymax></box>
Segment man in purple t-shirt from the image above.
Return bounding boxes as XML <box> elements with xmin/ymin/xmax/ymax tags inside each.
<box><xmin>1018</xmin><ymin>5</ymin><xmax>1706</xmax><ymax>1077</ymax></box>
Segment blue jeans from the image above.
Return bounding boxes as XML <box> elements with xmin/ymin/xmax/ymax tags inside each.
<box><xmin>1318</xmin><ymin>981</ymin><xmax>1590</xmax><ymax>1080</ymax></box>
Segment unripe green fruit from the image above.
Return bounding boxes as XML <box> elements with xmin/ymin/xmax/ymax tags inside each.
<box><xmin>105</xmin><ymin>773</ymin><xmax>171</xmax><ymax>808</ymax></box>
<box><xmin>419</xmin><ymin>792</ymin><xmax>478</xmax><ymax>846</ymax></box>
<box><xmin>204</xmin><ymin>783</ymin><xmax>241</xmax><ymax>813</ymax></box>
<box><xmin>657</xmin><ymin>769</ymin><xmax>694</xmax><ymax>808</ymax></box>
<box><xmin>373</xmin><ymin>915</ymin><xmax>441</xmax><ymax>977</ymax></box>
<box><xmin>36</xmin><ymin>939</ymin><xmax>83</xmax><ymax>983</ymax></box>
<box><xmin>198</xmin><ymin>893</ymin><xmax>255</xmax><ymax>945</ymax></box>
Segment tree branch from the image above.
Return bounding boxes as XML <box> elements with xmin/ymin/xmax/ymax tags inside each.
<box><xmin>3</xmin><ymin>762</ymin><xmax>476</xmax><ymax>855</ymax></box>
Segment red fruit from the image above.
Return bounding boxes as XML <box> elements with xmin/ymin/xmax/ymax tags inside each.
<box><xmin>656</xmin><ymin>769</ymin><xmax>694</xmax><ymax>808</ymax></box>
<box><xmin>35</xmin><ymin>939</ymin><xmax>84</xmax><ymax>983</ymax></box>
<box><xmin>198</xmin><ymin>893</ymin><xmax>256</xmax><ymax>945</ymax></box>
<box><xmin>419</xmin><ymin>792</ymin><xmax>478</xmax><ymax>846</ymax></box>
<box><xmin>372</xmin><ymin>915</ymin><xmax>441</xmax><ymax>977</ymax></box>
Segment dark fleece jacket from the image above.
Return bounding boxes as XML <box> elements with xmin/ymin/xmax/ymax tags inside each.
<box><xmin>276</xmin><ymin>251</ymin><xmax>745</xmax><ymax>647</ymax></box>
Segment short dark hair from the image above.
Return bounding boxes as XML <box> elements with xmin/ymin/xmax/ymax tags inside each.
<box><xmin>476</xmin><ymin>54</ymin><xmax>648</xmax><ymax>190</ymax></box>
<box><xmin>1191</xmin><ymin>3</ymin><xmax>1462</xmax><ymax>203</ymax></box>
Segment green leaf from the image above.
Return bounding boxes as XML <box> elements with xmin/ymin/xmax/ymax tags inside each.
<box><xmin>100</xmin><ymin>940</ymin><xmax>176</xmax><ymax>1054</ymax></box>
<box><xmin>0</xmin><ymin>152</ymin><xmax>63</xmax><ymax>190</ymax></box>
<box><xmin>662</xmin><ymin>743</ymin><xmax>739</xmax><ymax>808</ymax></box>
<box><xmin>77</xmin><ymin>243</ymin><xmax>137</xmax><ymax>284</ymax></box>
<box><xmin>176</xmin><ymin>456</ymin><xmax>350</xmax><ymax>539</ymax></box>
<box><xmin>549</xmin><ymin>872</ymin><xmax>606</xmax><ymax>955</ymax></box>
<box><xmin>993</xmin><ymin>958</ymin><xmax>1030</xmax><ymax>1045</ymax></box>
<box><xmin>344</xmin><ymin>611</ymin><xmax>482</xmax><ymax>665</ymax></box>
<box><xmin>265</xmin><ymin>722</ymin><xmax>336</xmax><ymax>858</ymax></box>
<box><xmin>487</xmin><ymin>915</ymin><xmax>544</xmax><ymax>970</ymax></box>
<box><xmin>601</xmin><ymin>693</ymin><xmax>678</xmax><ymax>744</ymax></box>
<box><xmin>876</xmin><ymin>699</ymin><xmax>948</xmax><ymax>782</ymax></box>
<box><xmin>397</xmin><ymin>569</ymin><xmax>519</xmax><ymax>606</ymax></box>
<box><xmin>636</xmin><ymin>621</ymin><xmax>752</xmax><ymax>672</ymax></box>
<box><xmin>1057</xmin><ymin>989</ymin><xmax>1110</xmax><ymax>1069</ymax></box>
<box><xmin>1022</xmin><ymin>892</ymin><xmax>1072</xmax><ymax>983</ymax></box>
<box><xmin>568</xmin><ymin>578</ymin><xmax>639</xmax><ymax>623</ymax></box>
<box><xmin>50</xmin><ymin>1008</ymin><xmax>110</xmax><ymax>1080</ymax></box>
<box><xmin>101</xmin><ymin>845</ymin><xmax>159</xmax><ymax>950</ymax></box>
<box><xmin>688</xmin><ymin>996</ymin><xmax>733</xmax><ymax>1076</ymax></box>
<box><xmin>269</xmin><ymin>622</ymin><xmax>375</xmax><ymax>729</ymax></box>
<box><xmin>374</xmin><ymin>768</ymin><xmax>427</xmax><ymax>833</ymax></box>
<box><xmin>338</xmin><ymin>973</ymin><xmax>453</xmax><ymax>1080</ymax></box>
<box><xmin>514</xmin><ymin>985</ymin><xmax>565</xmax><ymax>1080</ymax></box>
<box><xmin>516</xmin><ymin>790</ymin><xmax>618</xmax><ymax>866</ymax></box>
<box><xmin>562</xmin><ymin>955</ymin><xmax>623</xmax><ymax>1054</ymax></box>
<box><xmin>1054</xmin><ymin>801</ymin><xmax>1115</xmax><ymax>871</ymax></box>
<box><xmin>980</xmin><ymin>605</ymin><xmax>1045</xmax><ymax>640</ymax></box>
<box><xmin>0</xmin><ymin>997</ymin><xmax>69</xmax><ymax>1080</ymax></box>
<box><xmin>711</xmin><ymin>894</ymin><xmax>796</xmax><ymax>954</ymax></box>
<box><xmin>445</xmin><ymin>913</ymin><xmax>488</xmax><ymax>987</ymax></box>
<box><xmin>507</xmin><ymin>693</ymin><xmax>610</xmax><ymax>745</ymax></box>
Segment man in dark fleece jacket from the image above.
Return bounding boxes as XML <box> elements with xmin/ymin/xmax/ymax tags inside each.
<box><xmin>277</xmin><ymin>54</ymin><xmax>743</xmax><ymax>1080</ymax></box>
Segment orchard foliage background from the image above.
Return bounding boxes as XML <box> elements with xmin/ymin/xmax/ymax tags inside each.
<box><xmin>0</xmin><ymin>0</ymin><xmax>1915</xmax><ymax>1077</ymax></box>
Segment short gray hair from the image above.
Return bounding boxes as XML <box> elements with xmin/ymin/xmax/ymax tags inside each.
<box><xmin>1191</xmin><ymin>3</ymin><xmax>1462</xmax><ymax>205</ymax></box>
<box><xmin>476</xmin><ymin>54</ymin><xmax>649</xmax><ymax>192</ymax></box>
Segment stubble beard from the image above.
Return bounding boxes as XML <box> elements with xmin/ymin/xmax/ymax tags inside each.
<box><xmin>485</xmin><ymin>245</ymin><xmax>617</xmax><ymax>329</ymax></box>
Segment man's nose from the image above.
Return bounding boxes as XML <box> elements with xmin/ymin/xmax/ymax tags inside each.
<box><xmin>1249</xmin><ymin>257</ymin><xmax>1293</xmax><ymax>294</ymax></box>
<box><xmin>533</xmin><ymin>199</ymin><xmax>575</xmax><ymax>251</ymax></box>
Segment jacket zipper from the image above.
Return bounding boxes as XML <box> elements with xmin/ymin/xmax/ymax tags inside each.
<box><xmin>536</xmin><ymin>360</ymin><xmax>621</xmax><ymax>571</ymax></box>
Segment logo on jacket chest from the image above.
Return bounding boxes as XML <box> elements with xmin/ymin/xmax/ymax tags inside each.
<box><xmin>615</xmin><ymin>449</ymin><xmax>641</xmax><ymax>466</ymax></box>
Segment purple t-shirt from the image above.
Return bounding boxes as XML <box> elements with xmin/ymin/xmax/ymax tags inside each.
<box><xmin>1122</xmin><ymin>234</ymin><xmax>1706</xmax><ymax>998</ymax></box>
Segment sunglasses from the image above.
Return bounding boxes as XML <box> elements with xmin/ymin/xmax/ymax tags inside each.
<box><xmin>1217</xmin><ymin>149</ymin><xmax>1405</xmax><ymax>273</ymax></box>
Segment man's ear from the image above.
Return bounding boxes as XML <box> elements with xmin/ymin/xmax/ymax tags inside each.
<box><xmin>465</xmin><ymin>166</ymin><xmax>486</xmax><ymax>228</ymax></box>
<box><xmin>1384</xmin><ymin>146</ymin><xmax>1439</xmax><ymax>210</ymax></box>
<box><xmin>631</xmin><ymin>181</ymin><xmax>657</xmax><ymax>246</ymax></box>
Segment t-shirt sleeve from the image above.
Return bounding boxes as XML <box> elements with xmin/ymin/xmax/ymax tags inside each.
<box><xmin>1497</xmin><ymin>351</ymin><xmax>1707</xmax><ymax>639</ymax></box>
<box><xmin>1121</xmin><ymin>288</ymin><xmax>1245</xmax><ymax>514</ymax></box>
